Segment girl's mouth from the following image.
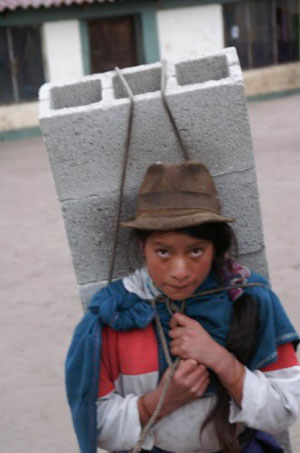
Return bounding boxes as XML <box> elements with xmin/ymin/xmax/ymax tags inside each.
<box><xmin>169</xmin><ymin>284</ymin><xmax>192</xmax><ymax>291</ymax></box>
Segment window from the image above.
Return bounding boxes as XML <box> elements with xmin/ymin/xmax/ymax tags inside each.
<box><xmin>0</xmin><ymin>25</ymin><xmax>45</xmax><ymax>104</ymax></box>
<box><xmin>223</xmin><ymin>0</ymin><xmax>300</xmax><ymax>69</ymax></box>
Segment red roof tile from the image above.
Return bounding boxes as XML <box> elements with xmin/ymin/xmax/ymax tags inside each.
<box><xmin>0</xmin><ymin>0</ymin><xmax>115</xmax><ymax>12</ymax></box>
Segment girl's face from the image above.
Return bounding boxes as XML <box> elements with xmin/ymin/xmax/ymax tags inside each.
<box><xmin>142</xmin><ymin>231</ymin><xmax>214</xmax><ymax>300</ymax></box>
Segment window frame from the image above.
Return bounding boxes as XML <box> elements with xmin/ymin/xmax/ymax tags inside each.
<box><xmin>223</xmin><ymin>0</ymin><xmax>300</xmax><ymax>70</ymax></box>
<box><xmin>0</xmin><ymin>24</ymin><xmax>45</xmax><ymax>105</ymax></box>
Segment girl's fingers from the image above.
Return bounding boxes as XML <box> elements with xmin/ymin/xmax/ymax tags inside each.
<box><xmin>168</xmin><ymin>327</ymin><xmax>184</xmax><ymax>339</ymax></box>
<box><xmin>176</xmin><ymin>358</ymin><xmax>198</xmax><ymax>375</ymax></box>
<box><xmin>177</xmin><ymin>361</ymin><xmax>208</xmax><ymax>382</ymax></box>
<box><xmin>169</xmin><ymin>338</ymin><xmax>180</xmax><ymax>349</ymax></box>
<box><xmin>169</xmin><ymin>313</ymin><xmax>191</xmax><ymax>328</ymax></box>
<box><xmin>188</xmin><ymin>364</ymin><xmax>208</xmax><ymax>380</ymax></box>
<box><xmin>195</xmin><ymin>376</ymin><xmax>210</xmax><ymax>397</ymax></box>
<box><xmin>183</xmin><ymin>366</ymin><xmax>210</xmax><ymax>396</ymax></box>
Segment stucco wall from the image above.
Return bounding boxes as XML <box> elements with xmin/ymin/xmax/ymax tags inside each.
<box><xmin>243</xmin><ymin>62</ymin><xmax>300</xmax><ymax>97</ymax></box>
<box><xmin>157</xmin><ymin>5</ymin><xmax>224</xmax><ymax>59</ymax></box>
<box><xmin>0</xmin><ymin>102</ymin><xmax>39</xmax><ymax>132</ymax></box>
<box><xmin>42</xmin><ymin>20</ymin><xmax>84</xmax><ymax>84</ymax></box>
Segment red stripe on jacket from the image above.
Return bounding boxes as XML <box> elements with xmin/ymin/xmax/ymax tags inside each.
<box><xmin>98</xmin><ymin>323</ymin><xmax>298</xmax><ymax>397</ymax></box>
<box><xmin>98</xmin><ymin>325</ymin><xmax>158</xmax><ymax>397</ymax></box>
<box><xmin>260</xmin><ymin>343</ymin><xmax>299</xmax><ymax>372</ymax></box>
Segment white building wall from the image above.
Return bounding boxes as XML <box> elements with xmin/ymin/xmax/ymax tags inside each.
<box><xmin>42</xmin><ymin>20</ymin><xmax>84</xmax><ymax>83</ymax></box>
<box><xmin>157</xmin><ymin>5</ymin><xmax>224</xmax><ymax>60</ymax></box>
<box><xmin>0</xmin><ymin>102</ymin><xmax>39</xmax><ymax>132</ymax></box>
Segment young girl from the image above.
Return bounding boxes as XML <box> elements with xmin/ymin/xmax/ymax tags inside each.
<box><xmin>66</xmin><ymin>161</ymin><xmax>300</xmax><ymax>453</ymax></box>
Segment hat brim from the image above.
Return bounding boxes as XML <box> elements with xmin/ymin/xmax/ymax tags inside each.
<box><xmin>121</xmin><ymin>212</ymin><xmax>235</xmax><ymax>231</ymax></box>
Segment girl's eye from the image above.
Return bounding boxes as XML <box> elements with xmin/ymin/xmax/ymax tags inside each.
<box><xmin>156</xmin><ymin>249</ymin><xmax>170</xmax><ymax>258</ymax></box>
<box><xmin>190</xmin><ymin>248</ymin><xmax>204</xmax><ymax>257</ymax></box>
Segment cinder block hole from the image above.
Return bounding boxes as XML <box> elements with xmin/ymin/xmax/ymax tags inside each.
<box><xmin>113</xmin><ymin>67</ymin><xmax>161</xmax><ymax>99</ymax></box>
<box><xmin>50</xmin><ymin>79</ymin><xmax>102</xmax><ymax>110</ymax></box>
<box><xmin>176</xmin><ymin>55</ymin><xmax>229</xmax><ymax>86</ymax></box>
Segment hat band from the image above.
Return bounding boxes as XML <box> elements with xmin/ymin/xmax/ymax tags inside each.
<box><xmin>137</xmin><ymin>191</ymin><xmax>220</xmax><ymax>213</ymax></box>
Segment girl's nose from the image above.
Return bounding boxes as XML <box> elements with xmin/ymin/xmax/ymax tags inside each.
<box><xmin>170</xmin><ymin>258</ymin><xmax>190</xmax><ymax>281</ymax></box>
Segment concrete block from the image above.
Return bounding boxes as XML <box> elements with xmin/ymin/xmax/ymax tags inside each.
<box><xmin>50</xmin><ymin>78</ymin><xmax>102</xmax><ymax>110</ymax></box>
<box><xmin>112</xmin><ymin>64</ymin><xmax>161</xmax><ymax>99</ymax></box>
<box><xmin>175</xmin><ymin>53</ymin><xmax>229</xmax><ymax>86</ymax></box>
<box><xmin>61</xmin><ymin>194</ymin><xmax>141</xmax><ymax>285</ymax></box>
<box><xmin>79</xmin><ymin>280</ymin><xmax>108</xmax><ymax>312</ymax></box>
<box><xmin>39</xmin><ymin>47</ymin><xmax>268</xmax><ymax>308</ymax></box>
<box><xmin>214</xmin><ymin>169</ymin><xmax>264</xmax><ymax>255</ymax></box>
<box><xmin>164</xmin><ymin>53</ymin><xmax>254</xmax><ymax>174</ymax></box>
<box><xmin>237</xmin><ymin>250</ymin><xmax>268</xmax><ymax>280</ymax></box>
<box><xmin>40</xmin><ymin>64</ymin><xmax>191</xmax><ymax>202</ymax></box>
<box><xmin>40</xmin><ymin>99</ymin><xmax>130</xmax><ymax>201</ymax></box>
<box><xmin>164</xmin><ymin>83</ymin><xmax>254</xmax><ymax>174</ymax></box>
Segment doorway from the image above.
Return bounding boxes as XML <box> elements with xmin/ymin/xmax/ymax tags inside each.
<box><xmin>88</xmin><ymin>15</ymin><xmax>141</xmax><ymax>73</ymax></box>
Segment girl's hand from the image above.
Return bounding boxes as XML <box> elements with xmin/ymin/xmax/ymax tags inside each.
<box><xmin>159</xmin><ymin>359</ymin><xmax>210</xmax><ymax>412</ymax></box>
<box><xmin>139</xmin><ymin>359</ymin><xmax>210</xmax><ymax>425</ymax></box>
<box><xmin>169</xmin><ymin>313</ymin><xmax>223</xmax><ymax>369</ymax></box>
<box><xmin>168</xmin><ymin>313</ymin><xmax>245</xmax><ymax>407</ymax></box>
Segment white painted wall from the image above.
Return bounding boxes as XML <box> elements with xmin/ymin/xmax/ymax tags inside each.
<box><xmin>42</xmin><ymin>20</ymin><xmax>84</xmax><ymax>83</ymax></box>
<box><xmin>0</xmin><ymin>102</ymin><xmax>39</xmax><ymax>132</ymax></box>
<box><xmin>157</xmin><ymin>5</ymin><xmax>224</xmax><ymax>60</ymax></box>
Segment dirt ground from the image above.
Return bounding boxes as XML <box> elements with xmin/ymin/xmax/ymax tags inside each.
<box><xmin>0</xmin><ymin>94</ymin><xmax>299</xmax><ymax>453</ymax></box>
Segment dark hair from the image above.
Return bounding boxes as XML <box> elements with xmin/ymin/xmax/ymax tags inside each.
<box><xmin>135</xmin><ymin>223</ymin><xmax>259</xmax><ymax>453</ymax></box>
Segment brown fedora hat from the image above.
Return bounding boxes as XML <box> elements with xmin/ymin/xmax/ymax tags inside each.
<box><xmin>121</xmin><ymin>161</ymin><xmax>235</xmax><ymax>230</ymax></box>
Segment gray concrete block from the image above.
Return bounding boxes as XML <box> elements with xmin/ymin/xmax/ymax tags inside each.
<box><xmin>61</xmin><ymin>195</ymin><xmax>124</xmax><ymax>285</ymax></box>
<box><xmin>61</xmin><ymin>193</ymin><xmax>144</xmax><ymax>285</ymax></box>
<box><xmin>50</xmin><ymin>77</ymin><xmax>102</xmax><ymax>110</ymax></box>
<box><xmin>164</xmin><ymin>85</ymin><xmax>254</xmax><ymax>175</ymax></box>
<box><xmin>79</xmin><ymin>280</ymin><xmax>108</xmax><ymax>312</ymax></box>
<box><xmin>237</xmin><ymin>249</ymin><xmax>268</xmax><ymax>280</ymax></box>
<box><xmin>175</xmin><ymin>53</ymin><xmax>229</xmax><ymax>86</ymax></box>
<box><xmin>162</xmin><ymin>48</ymin><xmax>254</xmax><ymax>174</ymax></box>
<box><xmin>40</xmin><ymin>101</ymin><xmax>130</xmax><ymax>201</ymax></box>
<box><xmin>40</xmin><ymin>64</ymin><xmax>187</xmax><ymax>202</ymax></box>
<box><xmin>112</xmin><ymin>63</ymin><xmax>161</xmax><ymax>99</ymax></box>
<box><xmin>214</xmin><ymin>168</ymin><xmax>265</xmax><ymax>255</ymax></box>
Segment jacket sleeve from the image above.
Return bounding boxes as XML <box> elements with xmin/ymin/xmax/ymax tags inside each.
<box><xmin>229</xmin><ymin>343</ymin><xmax>300</xmax><ymax>433</ymax></box>
<box><xmin>96</xmin><ymin>327</ymin><xmax>155</xmax><ymax>451</ymax></box>
<box><xmin>65</xmin><ymin>311</ymin><xmax>101</xmax><ymax>453</ymax></box>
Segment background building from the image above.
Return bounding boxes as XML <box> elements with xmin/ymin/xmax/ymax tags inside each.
<box><xmin>0</xmin><ymin>0</ymin><xmax>299</xmax><ymax>139</ymax></box>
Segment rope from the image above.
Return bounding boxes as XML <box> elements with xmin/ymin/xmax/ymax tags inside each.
<box><xmin>188</xmin><ymin>281</ymin><xmax>265</xmax><ymax>300</ymax></box>
<box><xmin>131</xmin><ymin>356</ymin><xmax>180</xmax><ymax>453</ymax></box>
<box><xmin>131</xmin><ymin>298</ymin><xmax>185</xmax><ymax>453</ymax></box>
<box><xmin>160</xmin><ymin>59</ymin><xmax>191</xmax><ymax>162</ymax></box>
<box><xmin>151</xmin><ymin>299</ymin><xmax>173</xmax><ymax>367</ymax></box>
<box><xmin>108</xmin><ymin>67</ymin><xmax>134</xmax><ymax>283</ymax></box>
